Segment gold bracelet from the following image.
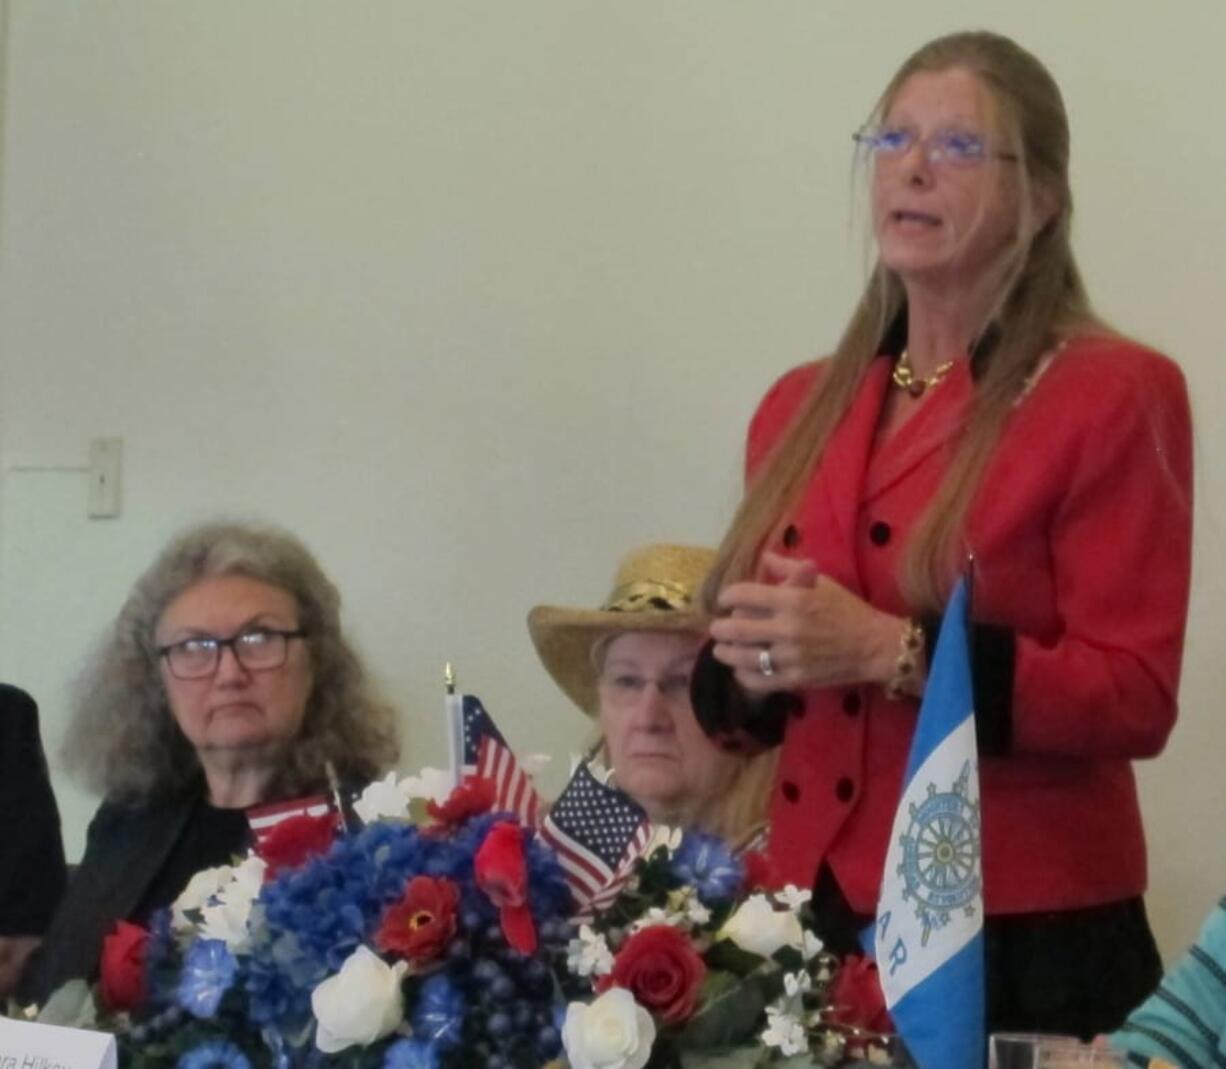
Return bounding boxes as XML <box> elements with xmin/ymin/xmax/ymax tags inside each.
<box><xmin>884</xmin><ymin>618</ymin><xmax>925</xmax><ymax>701</ymax></box>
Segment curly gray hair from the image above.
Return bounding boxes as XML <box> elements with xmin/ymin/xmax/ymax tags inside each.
<box><xmin>63</xmin><ymin>520</ymin><xmax>400</xmax><ymax>802</ymax></box>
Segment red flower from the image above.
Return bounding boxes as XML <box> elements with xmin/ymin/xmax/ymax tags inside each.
<box><xmin>474</xmin><ymin>821</ymin><xmax>536</xmax><ymax>954</ymax></box>
<box><xmin>258</xmin><ymin>812</ymin><xmax>338</xmax><ymax>878</ymax></box>
<box><xmin>599</xmin><ymin>925</ymin><xmax>706</xmax><ymax>1024</ymax></box>
<box><xmin>742</xmin><ymin>849</ymin><xmax>783</xmax><ymax>892</ymax></box>
<box><xmin>99</xmin><ymin>921</ymin><xmax>149</xmax><ymax>1013</ymax></box>
<box><xmin>828</xmin><ymin>954</ymin><xmax>893</xmax><ymax>1034</ymax></box>
<box><xmin>428</xmin><ymin>777</ymin><xmax>496</xmax><ymax>826</ymax></box>
<box><xmin>375</xmin><ymin>876</ymin><xmax>461</xmax><ymax>963</ymax></box>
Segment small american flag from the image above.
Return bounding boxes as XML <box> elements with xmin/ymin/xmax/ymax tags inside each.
<box><xmin>246</xmin><ymin>794</ymin><xmax>336</xmax><ymax>848</ymax></box>
<box><xmin>458</xmin><ymin>695</ymin><xmax>542</xmax><ymax>827</ymax></box>
<box><xmin>539</xmin><ymin>760</ymin><xmax>650</xmax><ymax>909</ymax></box>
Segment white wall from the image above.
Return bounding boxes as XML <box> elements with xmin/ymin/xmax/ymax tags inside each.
<box><xmin>1</xmin><ymin>1</ymin><xmax>1224</xmax><ymax>962</ymax></box>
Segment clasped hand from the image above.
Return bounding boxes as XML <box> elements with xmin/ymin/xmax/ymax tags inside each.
<box><xmin>708</xmin><ymin>550</ymin><xmax>905</xmax><ymax>694</ymax></box>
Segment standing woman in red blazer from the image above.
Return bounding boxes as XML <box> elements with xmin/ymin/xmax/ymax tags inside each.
<box><xmin>694</xmin><ymin>30</ymin><xmax>1193</xmax><ymax>1038</ymax></box>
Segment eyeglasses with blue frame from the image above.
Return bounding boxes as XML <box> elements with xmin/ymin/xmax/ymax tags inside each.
<box><xmin>853</xmin><ymin>125</ymin><xmax>1019</xmax><ymax>169</ymax></box>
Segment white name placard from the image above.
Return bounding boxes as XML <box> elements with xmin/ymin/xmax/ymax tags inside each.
<box><xmin>0</xmin><ymin>1018</ymin><xmax>115</xmax><ymax>1069</ymax></box>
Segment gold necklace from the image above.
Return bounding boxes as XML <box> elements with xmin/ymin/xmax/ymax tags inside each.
<box><xmin>891</xmin><ymin>349</ymin><xmax>956</xmax><ymax>398</ymax></box>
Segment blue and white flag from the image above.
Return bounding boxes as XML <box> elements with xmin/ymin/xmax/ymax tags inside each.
<box><xmin>874</xmin><ymin>578</ymin><xmax>984</xmax><ymax>1069</ymax></box>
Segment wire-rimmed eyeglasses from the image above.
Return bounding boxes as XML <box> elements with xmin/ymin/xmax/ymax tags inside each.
<box><xmin>853</xmin><ymin>125</ymin><xmax>1019</xmax><ymax>169</ymax></box>
<box><xmin>597</xmin><ymin>669</ymin><xmax>694</xmax><ymax>709</ymax></box>
<box><xmin>157</xmin><ymin>628</ymin><xmax>307</xmax><ymax>680</ymax></box>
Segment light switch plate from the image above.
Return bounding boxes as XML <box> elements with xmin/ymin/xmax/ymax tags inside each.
<box><xmin>88</xmin><ymin>437</ymin><xmax>122</xmax><ymax>518</ymax></box>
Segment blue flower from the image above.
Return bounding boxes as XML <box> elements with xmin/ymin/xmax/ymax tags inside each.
<box><xmin>670</xmin><ymin>832</ymin><xmax>744</xmax><ymax>904</ymax></box>
<box><xmin>260</xmin><ymin>1027</ymin><xmax>293</xmax><ymax>1069</ymax></box>
<box><xmin>383</xmin><ymin>1038</ymin><xmax>440</xmax><ymax>1069</ymax></box>
<box><xmin>177</xmin><ymin>1040</ymin><xmax>251</xmax><ymax>1069</ymax></box>
<box><xmin>412</xmin><ymin>973</ymin><xmax>465</xmax><ymax>1049</ymax></box>
<box><xmin>244</xmin><ymin>931</ymin><xmax>321</xmax><ymax>1028</ymax></box>
<box><xmin>176</xmin><ymin>939</ymin><xmax>237</xmax><ymax>1019</ymax></box>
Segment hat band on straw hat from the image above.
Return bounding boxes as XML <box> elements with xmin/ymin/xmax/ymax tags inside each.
<box><xmin>601</xmin><ymin>579</ymin><xmax>693</xmax><ymax>614</ymax></box>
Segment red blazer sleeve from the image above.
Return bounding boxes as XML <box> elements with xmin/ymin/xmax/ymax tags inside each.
<box><xmin>1000</xmin><ymin>345</ymin><xmax>1193</xmax><ymax>759</ymax></box>
<box><xmin>745</xmin><ymin>362</ymin><xmax>821</xmax><ymax>482</ymax></box>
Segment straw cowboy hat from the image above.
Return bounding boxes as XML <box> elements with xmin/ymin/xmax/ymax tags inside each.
<box><xmin>527</xmin><ymin>543</ymin><xmax>715</xmax><ymax>717</ymax></box>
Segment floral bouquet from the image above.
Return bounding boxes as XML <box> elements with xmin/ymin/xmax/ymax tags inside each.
<box><xmin>97</xmin><ymin>775</ymin><xmax>575</xmax><ymax>1069</ymax></box>
<box><xmin>72</xmin><ymin>762</ymin><xmax>907</xmax><ymax>1069</ymax></box>
<box><xmin>560</xmin><ymin>828</ymin><xmax>906</xmax><ymax>1069</ymax></box>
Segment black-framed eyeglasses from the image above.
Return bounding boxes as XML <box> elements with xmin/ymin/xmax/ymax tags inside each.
<box><xmin>853</xmin><ymin>124</ymin><xmax>1019</xmax><ymax>169</ymax></box>
<box><xmin>157</xmin><ymin>628</ymin><xmax>307</xmax><ymax>680</ymax></box>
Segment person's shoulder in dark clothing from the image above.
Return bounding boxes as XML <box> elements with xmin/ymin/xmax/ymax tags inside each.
<box><xmin>0</xmin><ymin>684</ymin><xmax>67</xmax><ymax>937</ymax></box>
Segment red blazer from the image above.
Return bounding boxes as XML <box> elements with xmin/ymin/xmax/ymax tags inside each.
<box><xmin>750</xmin><ymin>335</ymin><xmax>1192</xmax><ymax>915</ymax></box>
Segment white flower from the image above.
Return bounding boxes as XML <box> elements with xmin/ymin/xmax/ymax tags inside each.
<box><xmin>718</xmin><ymin>894</ymin><xmax>804</xmax><ymax>958</ymax></box>
<box><xmin>562</xmin><ymin>988</ymin><xmax>655</xmax><ymax>1069</ymax></box>
<box><xmin>399</xmin><ymin>767</ymin><xmax>454</xmax><ymax>804</ymax></box>
<box><xmin>629</xmin><ymin>908</ymin><xmax>683</xmax><ymax>934</ymax></box>
<box><xmin>665</xmin><ymin>888</ymin><xmax>711</xmax><ymax>927</ymax></box>
<box><xmin>801</xmin><ymin>929</ymin><xmax>825</xmax><ymax>960</ymax></box>
<box><xmin>762</xmin><ymin>1006</ymin><xmax>809</xmax><ymax>1057</ymax></box>
<box><xmin>171</xmin><ymin>864</ymin><xmax>231</xmax><ymax>932</ymax></box>
<box><xmin>231</xmin><ymin>854</ymin><xmax>267</xmax><ymax>896</ymax></box>
<box><xmin>642</xmin><ymin>824</ymin><xmax>683</xmax><ymax>858</ymax></box>
<box><xmin>776</xmin><ymin>884</ymin><xmax>812</xmax><ymax>910</ymax></box>
<box><xmin>686</xmin><ymin>900</ymin><xmax>711</xmax><ymax>925</ymax></box>
<box><xmin>783</xmin><ymin>971</ymin><xmax>811</xmax><ymax>999</ymax></box>
<box><xmin>197</xmin><ymin>855</ymin><xmax>266</xmax><ymax>951</ymax></box>
<box><xmin>353</xmin><ymin>772</ymin><xmax>413</xmax><ymax>824</ymax></box>
<box><xmin>567</xmin><ymin>924</ymin><xmax>615</xmax><ymax>978</ymax></box>
<box><xmin>311</xmin><ymin>946</ymin><xmax>407</xmax><ymax>1053</ymax></box>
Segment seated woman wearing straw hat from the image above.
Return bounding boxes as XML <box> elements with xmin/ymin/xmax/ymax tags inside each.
<box><xmin>528</xmin><ymin>544</ymin><xmax>774</xmax><ymax>845</ymax></box>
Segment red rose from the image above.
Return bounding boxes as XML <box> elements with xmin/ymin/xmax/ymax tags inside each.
<box><xmin>428</xmin><ymin>777</ymin><xmax>496</xmax><ymax>826</ymax></box>
<box><xmin>258</xmin><ymin>811</ymin><xmax>338</xmax><ymax>877</ymax></box>
<box><xmin>376</xmin><ymin>876</ymin><xmax>461</xmax><ymax>963</ymax></box>
<box><xmin>828</xmin><ymin>954</ymin><xmax>893</xmax><ymax>1034</ymax></box>
<box><xmin>742</xmin><ymin>849</ymin><xmax>783</xmax><ymax>892</ymax></box>
<box><xmin>599</xmin><ymin>924</ymin><xmax>706</xmax><ymax>1024</ymax></box>
<box><xmin>474</xmin><ymin>821</ymin><xmax>536</xmax><ymax>954</ymax></box>
<box><xmin>99</xmin><ymin>921</ymin><xmax>149</xmax><ymax>1013</ymax></box>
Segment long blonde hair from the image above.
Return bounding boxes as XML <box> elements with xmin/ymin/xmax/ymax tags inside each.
<box><xmin>703</xmin><ymin>31</ymin><xmax>1104</xmax><ymax>613</ymax></box>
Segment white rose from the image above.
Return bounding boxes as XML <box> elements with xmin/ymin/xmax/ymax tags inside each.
<box><xmin>563</xmin><ymin>988</ymin><xmax>655</xmax><ymax>1069</ymax></box>
<box><xmin>353</xmin><ymin>772</ymin><xmax>413</xmax><ymax>824</ymax></box>
<box><xmin>311</xmin><ymin>946</ymin><xmax>407</xmax><ymax>1053</ymax></box>
<box><xmin>171</xmin><ymin>864</ymin><xmax>231</xmax><ymax>931</ymax></box>
<box><xmin>196</xmin><ymin>854</ymin><xmax>267</xmax><ymax>951</ymax></box>
<box><xmin>718</xmin><ymin>894</ymin><xmax>804</xmax><ymax>958</ymax></box>
<box><xmin>231</xmin><ymin>854</ymin><xmax>267</xmax><ymax>896</ymax></box>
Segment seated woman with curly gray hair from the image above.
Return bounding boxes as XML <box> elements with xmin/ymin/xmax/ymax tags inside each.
<box><xmin>18</xmin><ymin>521</ymin><xmax>399</xmax><ymax>1006</ymax></box>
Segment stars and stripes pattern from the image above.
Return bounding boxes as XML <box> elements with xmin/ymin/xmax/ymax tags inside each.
<box><xmin>539</xmin><ymin>760</ymin><xmax>650</xmax><ymax>909</ymax></box>
<box><xmin>245</xmin><ymin>794</ymin><xmax>335</xmax><ymax>848</ymax></box>
<box><xmin>459</xmin><ymin>694</ymin><xmax>542</xmax><ymax>827</ymax></box>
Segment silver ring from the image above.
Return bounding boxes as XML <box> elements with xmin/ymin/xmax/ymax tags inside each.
<box><xmin>758</xmin><ymin>647</ymin><xmax>775</xmax><ymax>677</ymax></box>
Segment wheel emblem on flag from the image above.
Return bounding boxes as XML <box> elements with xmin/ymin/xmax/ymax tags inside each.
<box><xmin>897</xmin><ymin>761</ymin><xmax>980</xmax><ymax>946</ymax></box>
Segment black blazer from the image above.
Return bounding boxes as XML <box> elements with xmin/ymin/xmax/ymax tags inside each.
<box><xmin>16</xmin><ymin>795</ymin><xmax>195</xmax><ymax>1006</ymax></box>
<box><xmin>0</xmin><ymin>684</ymin><xmax>67</xmax><ymax>938</ymax></box>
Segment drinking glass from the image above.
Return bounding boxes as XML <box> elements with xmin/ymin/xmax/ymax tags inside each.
<box><xmin>989</xmin><ymin>1033</ymin><xmax>1129</xmax><ymax>1069</ymax></box>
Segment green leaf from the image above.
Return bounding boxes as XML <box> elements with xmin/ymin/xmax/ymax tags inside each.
<box><xmin>677</xmin><ymin>969</ymin><xmax>771</xmax><ymax>1051</ymax></box>
<box><xmin>704</xmin><ymin>940</ymin><xmax>770</xmax><ymax>977</ymax></box>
